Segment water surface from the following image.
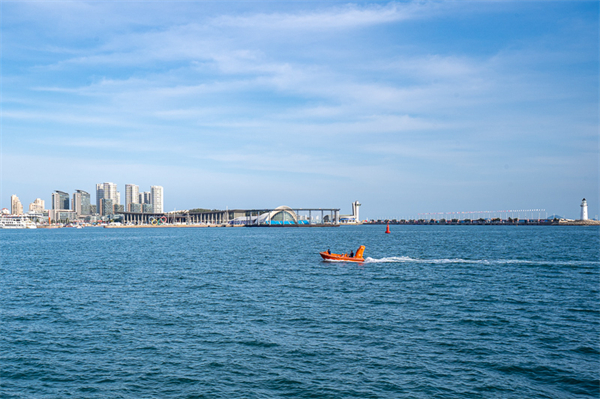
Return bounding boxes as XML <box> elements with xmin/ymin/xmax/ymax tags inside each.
<box><xmin>1</xmin><ymin>225</ymin><xmax>598</xmax><ymax>398</ymax></box>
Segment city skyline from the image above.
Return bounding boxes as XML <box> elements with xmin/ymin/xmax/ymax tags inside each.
<box><xmin>3</xmin><ymin>187</ymin><xmax>595</xmax><ymax>221</ymax></box>
<box><xmin>1</xmin><ymin>1</ymin><xmax>598</xmax><ymax>220</ymax></box>
<box><xmin>3</xmin><ymin>182</ymin><xmax>164</xmax><ymax>217</ymax></box>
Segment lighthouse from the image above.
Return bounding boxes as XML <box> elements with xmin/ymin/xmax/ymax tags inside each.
<box><xmin>580</xmin><ymin>198</ymin><xmax>588</xmax><ymax>221</ymax></box>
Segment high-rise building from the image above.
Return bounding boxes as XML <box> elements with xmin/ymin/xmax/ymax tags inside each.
<box><xmin>73</xmin><ymin>190</ymin><xmax>91</xmax><ymax>216</ymax></box>
<box><xmin>151</xmin><ymin>186</ymin><xmax>164</xmax><ymax>213</ymax></box>
<box><xmin>96</xmin><ymin>182</ymin><xmax>119</xmax><ymax>211</ymax></box>
<box><xmin>125</xmin><ymin>184</ymin><xmax>140</xmax><ymax>212</ymax></box>
<box><xmin>101</xmin><ymin>198</ymin><xmax>114</xmax><ymax>216</ymax></box>
<box><xmin>52</xmin><ymin>191</ymin><xmax>70</xmax><ymax>210</ymax></box>
<box><xmin>11</xmin><ymin>195</ymin><xmax>23</xmax><ymax>215</ymax></box>
<box><xmin>29</xmin><ymin>198</ymin><xmax>45</xmax><ymax>213</ymax></box>
<box><xmin>96</xmin><ymin>184</ymin><xmax>104</xmax><ymax>211</ymax></box>
<box><xmin>140</xmin><ymin>191</ymin><xmax>152</xmax><ymax>204</ymax></box>
<box><xmin>90</xmin><ymin>205</ymin><xmax>97</xmax><ymax>214</ymax></box>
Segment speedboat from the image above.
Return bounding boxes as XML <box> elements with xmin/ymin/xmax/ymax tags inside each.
<box><xmin>320</xmin><ymin>245</ymin><xmax>365</xmax><ymax>262</ymax></box>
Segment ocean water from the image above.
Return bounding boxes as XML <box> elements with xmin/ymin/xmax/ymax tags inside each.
<box><xmin>1</xmin><ymin>225</ymin><xmax>598</xmax><ymax>398</ymax></box>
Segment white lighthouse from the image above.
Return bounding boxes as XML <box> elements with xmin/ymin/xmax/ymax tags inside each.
<box><xmin>580</xmin><ymin>198</ymin><xmax>588</xmax><ymax>221</ymax></box>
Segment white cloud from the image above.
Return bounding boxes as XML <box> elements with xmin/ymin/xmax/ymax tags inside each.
<box><xmin>211</xmin><ymin>2</ymin><xmax>426</xmax><ymax>30</ymax></box>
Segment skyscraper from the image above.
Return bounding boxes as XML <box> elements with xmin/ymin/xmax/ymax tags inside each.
<box><xmin>101</xmin><ymin>198</ymin><xmax>114</xmax><ymax>216</ymax></box>
<box><xmin>11</xmin><ymin>195</ymin><xmax>23</xmax><ymax>215</ymax></box>
<box><xmin>96</xmin><ymin>184</ymin><xmax>104</xmax><ymax>211</ymax></box>
<box><xmin>73</xmin><ymin>190</ymin><xmax>91</xmax><ymax>216</ymax></box>
<box><xmin>141</xmin><ymin>191</ymin><xmax>152</xmax><ymax>204</ymax></box>
<box><xmin>96</xmin><ymin>182</ymin><xmax>119</xmax><ymax>212</ymax></box>
<box><xmin>52</xmin><ymin>191</ymin><xmax>70</xmax><ymax>210</ymax></box>
<box><xmin>151</xmin><ymin>186</ymin><xmax>164</xmax><ymax>213</ymax></box>
<box><xmin>125</xmin><ymin>184</ymin><xmax>140</xmax><ymax>212</ymax></box>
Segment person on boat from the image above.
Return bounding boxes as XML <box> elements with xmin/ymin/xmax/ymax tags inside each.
<box><xmin>327</xmin><ymin>249</ymin><xmax>331</xmax><ymax>254</ymax></box>
<box><xmin>350</xmin><ymin>250</ymin><xmax>354</xmax><ymax>258</ymax></box>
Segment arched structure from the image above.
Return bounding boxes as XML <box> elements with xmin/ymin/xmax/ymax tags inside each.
<box><xmin>261</xmin><ymin>206</ymin><xmax>299</xmax><ymax>225</ymax></box>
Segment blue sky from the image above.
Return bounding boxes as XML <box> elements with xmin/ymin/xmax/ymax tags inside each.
<box><xmin>1</xmin><ymin>1</ymin><xmax>598</xmax><ymax>219</ymax></box>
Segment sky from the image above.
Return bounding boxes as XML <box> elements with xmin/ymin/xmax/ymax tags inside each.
<box><xmin>1</xmin><ymin>0</ymin><xmax>598</xmax><ymax>220</ymax></box>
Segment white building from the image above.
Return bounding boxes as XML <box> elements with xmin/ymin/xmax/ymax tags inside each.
<box><xmin>151</xmin><ymin>186</ymin><xmax>164</xmax><ymax>213</ymax></box>
<box><xmin>29</xmin><ymin>198</ymin><xmax>45</xmax><ymax>213</ymax></box>
<box><xmin>96</xmin><ymin>182</ymin><xmax>120</xmax><ymax>215</ymax></box>
<box><xmin>339</xmin><ymin>201</ymin><xmax>361</xmax><ymax>224</ymax></box>
<box><xmin>11</xmin><ymin>195</ymin><xmax>23</xmax><ymax>215</ymax></box>
<box><xmin>125</xmin><ymin>184</ymin><xmax>140</xmax><ymax>212</ymax></box>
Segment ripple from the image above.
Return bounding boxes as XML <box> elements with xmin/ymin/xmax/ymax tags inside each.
<box><xmin>1</xmin><ymin>226</ymin><xmax>598</xmax><ymax>398</ymax></box>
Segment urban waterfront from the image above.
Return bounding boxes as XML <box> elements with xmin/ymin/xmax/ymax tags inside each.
<box><xmin>1</xmin><ymin>225</ymin><xmax>598</xmax><ymax>398</ymax></box>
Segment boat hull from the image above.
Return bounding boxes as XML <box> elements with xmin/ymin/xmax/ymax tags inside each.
<box><xmin>320</xmin><ymin>252</ymin><xmax>364</xmax><ymax>262</ymax></box>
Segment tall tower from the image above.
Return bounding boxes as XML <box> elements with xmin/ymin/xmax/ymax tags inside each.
<box><xmin>125</xmin><ymin>184</ymin><xmax>140</xmax><ymax>212</ymax></box>
<box><xmin>11</xmin><ymin>195</ymin><xmax>23</xmax><ymax>215</ymax></box>
<box><xmin>96</xmin><ymin>182</ymin><xmax>119</xmax><ymax>210</ymax></box>
<box><xmin>580</xmin><ymin>198</ymin><xmax>588</xmax><ymax>221</ymax></box>
<box><xmin>73</xmin><ymin>190</ymin><xmax>91</xmax><ymax>216</ymax></box>
<box><xmin>352</xmin><ymin>200</ymin><xmax>361</xmax><ymax>222</ymax></box>
<box><xmin>52</xmin><ymin>191</ymin><xmax>70</xmax><ymax>210</ymax></box>
<box><xmin>151</xmin><ymin>186</ymin><xmax>164</xmax><ymax>213</ymax></box>
<box><xmin>96</xmin><ymin>184</ymin><xmax>104</xmax><ymax>211</ymax></box>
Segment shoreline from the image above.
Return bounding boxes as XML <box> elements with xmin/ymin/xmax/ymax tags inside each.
<box><xmin>13</xmin><ymin>219</ymin><xmax>600</xmax><ymax>229</ymax></box>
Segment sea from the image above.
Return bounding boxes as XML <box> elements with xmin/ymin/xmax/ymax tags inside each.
<box><xmin>1</xmin><ymin>225</ymin><xmax>598</xmax><ymax>398</ymax></box>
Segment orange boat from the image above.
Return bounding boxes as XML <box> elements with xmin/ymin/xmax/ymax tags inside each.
<box><xmin>320</xmin><ymin>245</ymin><xmax>365</xmax><ymax>262</ymax></box>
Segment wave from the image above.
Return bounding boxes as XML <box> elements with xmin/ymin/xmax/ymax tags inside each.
<box><xmin>362</xmin><ymin>257</ymin><xmax>599</xmax><ymax>266</ymax></box>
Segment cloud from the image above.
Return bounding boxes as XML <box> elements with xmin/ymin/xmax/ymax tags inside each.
<box><xmin>2</xmin><ymin>1</ymin><xmax>597</xmax><ymax>217</ymax></box>
<box><xmin>211</xmin><ymin>2</ymin><xmax>425</xmax><ymax>30</ymax></box>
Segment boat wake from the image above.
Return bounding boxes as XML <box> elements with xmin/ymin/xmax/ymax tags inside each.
<box><xmin>363</xmin><ymin>257</ymin><xmax>599</xmax><ymax>266</ymax></box>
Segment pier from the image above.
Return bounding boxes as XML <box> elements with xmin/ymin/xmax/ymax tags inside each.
<box><xmin>117</xmin><ymin>206</ymin><xmax>341</xmax><ymax>227</ymax></box>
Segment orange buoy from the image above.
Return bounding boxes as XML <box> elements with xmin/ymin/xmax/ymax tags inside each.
<box><xmin>385</xmin><ymin>223</ymin><xmax>390</xmax><ymax>234</ymax></box>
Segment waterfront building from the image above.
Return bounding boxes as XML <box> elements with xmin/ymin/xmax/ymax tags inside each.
<box><xmin>90</xmin><ymin>205</ymin><xmax>97</xmax><ymax>214</ymax></box>
<box><xmin>142</xmin><ymin>204</ymin><xmax>153</xmax><ymax>213</ymax></box>
<box><xmin>96</xmin><ymin>184</ymin><xmax>104</xmax><ymax>211</ymax></box>
<box><xmin>96</xmin><ymin>182</ymin><xmax>119</xmax><ymax>211</ymax></box>
<box><xmin>151</xmin><ymin>186</ymin><xmax>164</xmax><ymax>213</ymax></box>
<box><xmin>580</xmin><ymin>198</ymin><xmax>588</xmax><ymax>221</ymax></box>
<box><xmin>72</xmin><ymin>190</ymin><xmax>91</xmax><ymax>216</ymax></box>
<box><xmin>120</xmin><ymin>206</ymin><xmax>341</xmax><ymax>226</ymax></box>
<box><xmin>229</xmin><ymin>206</ymin><xmax>307</xmax><ymax>225</ymax></box>
<box><xmin>52</xmin><ymin>191</ymin><xmax>70</xmax><ymax>211</ymax></box>
<box><xmin>49</xmin><ymin>210</ymin><xmax>77</xmax><ymax>223</ymax></box>
<box><xmin>101</xmin><ymin>198</ymin><xmax>114</xmax><ymax>216</ymax></box>
<box><xmin>114</xmin><ymin>204</ymin><xmax>125</xmax><ymax>213</ymax></box>
<box><xmin>339</xmin><ymin>201</ymin><xmax>362</xmax><ymax>224</ymax></box>
<box><xmin>125</xmin><ymin>184</ymin><xmax>139</xmax><ymax>212</ymax></box>
<box><xmin>129</xmin><ymin>203</ymin><xmax>142</xmax><ymax>213</ymax></box>
<box><xmin>28</xmin><ymin>198</ymin><xmax>45</xmax><ymax>213</ymax></box>
<box><xmin>11</xmin><ymin>195</ymin><xmax>24</xmax><ymax>215</ymax></box>
<box><xmin>140</xmin><ymin>191</ymin><xmax>151</xmax><ymax>204</ymax></box>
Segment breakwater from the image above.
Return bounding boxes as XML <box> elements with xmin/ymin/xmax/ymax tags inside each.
<box><xmin>365</xmin><ymin>219</ymin><xmax>600</xmax><ymax>226</ymax></box>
